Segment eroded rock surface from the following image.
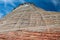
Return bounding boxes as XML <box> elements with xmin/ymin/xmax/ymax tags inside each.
<box><xmin>0</xmin><ymin>30</ymin><xmax>60</xmax><ymax>40</ymax></box>
<box><xmin>0</xmin><ymin>4</ymin><xmax>60</xmax><ymax>33</ymax></box>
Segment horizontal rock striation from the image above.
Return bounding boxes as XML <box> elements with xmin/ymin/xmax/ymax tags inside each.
<box><xmin>0</xmin><ymin>4</ymin><xmax>60</xmax><ymax>33</ymax></box>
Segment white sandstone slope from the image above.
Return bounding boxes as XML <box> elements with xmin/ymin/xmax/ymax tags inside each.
<box><xmin>0</xmin><ymin>4</ymin><xmax>60</xmax><ymax>33</ymax></box>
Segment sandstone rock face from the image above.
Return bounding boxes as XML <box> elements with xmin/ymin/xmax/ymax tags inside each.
<box><xmin>0</xmin><ymin>4</ymin><xmax>60</xmax><ymax>33</ymax></box>
<box><xmin>0</xmin><ymin>4</ymin><xmax>60</xmax><ymax>40</ymax></box>
<box><xmin>0</xmin><ymin>31</ymin><xmax>60</xmax><ymax>40</ymax></box>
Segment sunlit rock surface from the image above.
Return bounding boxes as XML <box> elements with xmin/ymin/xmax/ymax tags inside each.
<box><xmin>0</xmin><ymin>30</ymin><xmax>60</xmax><ymax>40</ymax></box>
<box><xmin>0</xmin><ymin>4</ymin><xmax>60</xmax><ymax>33</ymax></box>
<box><xmin>0</xmin><ymin>4</ymin><xmax>60</xmax><ymax>40</ymax></box>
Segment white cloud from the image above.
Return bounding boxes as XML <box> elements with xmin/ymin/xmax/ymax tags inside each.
<box><xmin>52</xmin><ymin>0</ymin><xmax>58</xmax><ymax>6</ymax></box>
<box><xmin>0</xmin><ymin>13</ymin><xmax>4</xmax><ymax>19</ymax></box>
<box><xmin>19</xmin><ymin>0</ymin><xmax>26</xmax><ymax>4</ymax></box>
<box><xmin>2</xmin><ymin>0</ymin><xmax>16</xmax><ymax>7</ymax></box>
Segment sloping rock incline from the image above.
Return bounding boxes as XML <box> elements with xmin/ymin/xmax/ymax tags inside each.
<box><xmin>0</xmin><ymin>4</ymin><xmax>60</xmax><ymax>33</ymax></box>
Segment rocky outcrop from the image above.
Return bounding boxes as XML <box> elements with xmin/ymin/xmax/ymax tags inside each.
<box><xmin>0</xmin><ymin>4</ymin><xmax>60</xmax><ymax>33</ymax></box>
<box><xmin>0</xmin><ymin>30</ymin><xmax>60</xmax><ymax>40</ymax></box>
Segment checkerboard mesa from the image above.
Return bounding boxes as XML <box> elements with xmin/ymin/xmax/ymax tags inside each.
<box><xmin>0</xmin><ymin>3</ymin><xmax>60</xmax><ymax>33</ymax></box>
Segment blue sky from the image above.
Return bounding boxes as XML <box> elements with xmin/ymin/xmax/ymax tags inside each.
<box><xmin>0</xmin><ymin>0</ymin><xmax>60</xmax><ymax>19</ymax></box>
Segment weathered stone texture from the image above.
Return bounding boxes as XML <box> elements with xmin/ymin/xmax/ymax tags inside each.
<box><xmin>0</xmin><ymin>4</ymin><xmax>60</xmax><ymax>33</ymax></box>
<box><xmin>0</xmin><ymin>4</ymin><xmax>60</xmax><ymax>40</ymax></box>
